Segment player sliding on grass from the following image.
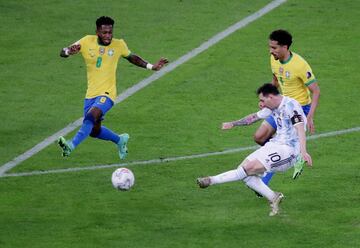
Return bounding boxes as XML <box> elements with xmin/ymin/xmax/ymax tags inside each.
<box><xmin>255</xmin><ymin>30</ymin><xmax>320</xmax><ymax>187</ymax></box>
<box><xmin>197</xmin><ymin>83</ymin><xmax>313</xmax><ymax>216</ymax></box>
<box><xmin>57</xmin><ymin>16</ymin><xmax>168</xmax><ymax>159</ymax></box>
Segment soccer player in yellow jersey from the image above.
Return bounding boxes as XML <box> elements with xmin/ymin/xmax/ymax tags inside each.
<box><xmin>57</xmin><ymin>16</ymin><xmax>168</xmax><ymax>159</ymax></box>
<box><xmin>254</xmin><ymin>30</ymin><xmax>320</xmax><ymax>188</ymax></box>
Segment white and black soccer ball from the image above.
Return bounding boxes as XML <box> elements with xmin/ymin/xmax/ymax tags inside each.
<box><xmin>111</xmin><ymin>168</ymin><xmax>135</xmax><ymax>191</ymax></box>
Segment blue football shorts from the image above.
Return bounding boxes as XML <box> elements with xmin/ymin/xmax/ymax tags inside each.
<box><xmin>265</xmin><ymin>104</ymin><xmax>311</xmax><ymax>130</ymax></box>
<box><xmin>83</xmin><ymin>96</ymin><xmax>114</xmax><ymax>121</ymax></box>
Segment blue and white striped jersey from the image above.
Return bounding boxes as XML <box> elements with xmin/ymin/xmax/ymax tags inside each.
<box><xmin>261</xmin><ymin>96</ymin><xmax>307</xmax><ymax>150</ymax></box>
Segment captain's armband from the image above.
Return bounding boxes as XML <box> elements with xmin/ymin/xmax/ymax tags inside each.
<box><xmin>291</xmin><ymin>110</ymin><xmax>303</xmax><ymax>125</ymax></box>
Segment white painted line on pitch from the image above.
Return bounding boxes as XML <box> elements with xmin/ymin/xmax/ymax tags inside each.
<box><xmin>0</xmin><ymin>0</ymin><xmax>287</xmax><ymax>176</ymax></box>
<box><xmin>2</xmin><ymin>126</ymin><xmax>359</xmax><ymax>178</ymax></box>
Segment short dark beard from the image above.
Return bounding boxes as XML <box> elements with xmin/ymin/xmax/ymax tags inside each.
<box><xmin>97</xmin><ymin>37</ymin><xmax>111</xmax><ymax>46</ymax></box>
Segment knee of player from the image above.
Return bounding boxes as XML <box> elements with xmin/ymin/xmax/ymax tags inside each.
<box><xmin>241</xmin><ymin>160</ymin><xmax>265</xmax><ymax>176</ymax></box>
<box><xmin>239</xmin><ymin>160</ymin><xmax>253</xmax><ymax>175</ymax></box>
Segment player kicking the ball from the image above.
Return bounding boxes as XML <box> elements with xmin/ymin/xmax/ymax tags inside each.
<box><xmin>57</xmin><ymin>16</ymin><xmax>168</xmax><ymax>159</ymax></box>
<box><xmin>197</xmin><ymin>83</ymin><xmax>312</xmax><ymax>216</ymax></box>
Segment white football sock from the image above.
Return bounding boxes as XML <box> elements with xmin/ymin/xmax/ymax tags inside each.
<box><xmin>244</xmin><ymin>176</ymin><xmax>276</xmax><ymax>201</ymax></box>
<box><xmin>210</xmin><ymin>167</ymin><xmax>247</xmax><ymax>185</ymax></box>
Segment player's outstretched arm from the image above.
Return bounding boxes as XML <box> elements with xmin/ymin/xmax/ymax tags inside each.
<box><xmin>60</xmin><ymin>44</ymin><xmax>81</xmax><ymax>58</ymax></box>
<box><xmin>125</xmin><ymin>54</ymin><xmax>168</xmax><ymax>71</ymax></box>
<box><xmin>222</xmin><ymin>113</ymin><xmax>260</xmax><ymax>130</ymax></box>
<box><xmin>222</xmin><ymin>107</ymin><xmax>271</xmax><ymax>130</ymax></box>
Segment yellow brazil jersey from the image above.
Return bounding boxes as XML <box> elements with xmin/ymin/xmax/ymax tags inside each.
<box><xmin>77</xmin><ymin>35</ymin><xmax>131</xmax><ymax>101</ymax></box>
<box><xmin>270</xmin><ymin>52</ymin><xmax>317</xmax><ymax>105</ymax></box>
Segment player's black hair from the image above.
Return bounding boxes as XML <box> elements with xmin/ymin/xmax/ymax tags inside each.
<box><xmin>96</xmin><ymin>16</ymin><xmax>115</xmax><ymax>28</ymax></box>
<box><xmin>257</xmin><ymin>83</ymin><xmax>280</xmax><ymax>96</ymax></box>
<box><xmin>269</xmin><ymin>29</ymin><xmax>292</xmax><ymax>48</ymax></box>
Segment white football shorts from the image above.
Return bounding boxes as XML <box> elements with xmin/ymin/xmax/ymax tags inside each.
<box><xmin>245</xmin><ymin>142</ymin><xmax>298</xmax><ymax>173</ymax></box>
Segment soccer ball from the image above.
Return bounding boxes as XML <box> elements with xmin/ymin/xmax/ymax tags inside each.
<box><xmin>111</xmin><ymin>168</ymin><xmax>135</xmax><ymax>191</ymax></box>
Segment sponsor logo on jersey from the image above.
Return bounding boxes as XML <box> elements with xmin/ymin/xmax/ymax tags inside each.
<box><xmin>99</xmin><ymin>47</ymin><xmax>105</xmax><ymax>55</ymax></box>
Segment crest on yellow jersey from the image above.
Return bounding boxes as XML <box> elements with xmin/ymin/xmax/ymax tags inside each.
<box><xmin>285</xmin><ymin>71</ymin><xmax>290</xmax><ymax>78</ymax></box>
<box><xmin>108</xmin><ymin>49</ymin><xmax>114</xmax><ymax>56</ymax></box>
<box><xmin>99</xmin><ymin>47</ymin><xmax>105</xmax><ymax>55</ymax></box>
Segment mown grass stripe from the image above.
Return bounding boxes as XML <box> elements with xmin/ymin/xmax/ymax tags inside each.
<box><xmin>2</xmin><ymin>126</ymin><xmax>358</xmax><ymax>178</ymax></box>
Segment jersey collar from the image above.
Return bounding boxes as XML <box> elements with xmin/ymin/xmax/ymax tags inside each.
<box><xmin>280</xmin><ymin>52</ymin><xmax>293</xmax><ymax>64</ymax></box>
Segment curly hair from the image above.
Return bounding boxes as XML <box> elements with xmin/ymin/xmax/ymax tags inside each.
<box><xmin>96</xmin><ymin>16</ymin><xmax>115</xmax><ymax>29</ymax></box>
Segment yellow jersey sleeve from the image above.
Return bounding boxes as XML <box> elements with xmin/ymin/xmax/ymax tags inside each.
<box><xmin>78</xmin><ymin>35</ymin><xmax>91</xmax><ymax>53</ymax></box>
<box><xmin>118</xmin><ymin>39</ymin><xmax>131</xmax><ymax>58</ymax></box>
<box><xmin>298</xmin><ymin>60</ymin><xmax>317</xmax><ymax>87</ymax></box>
